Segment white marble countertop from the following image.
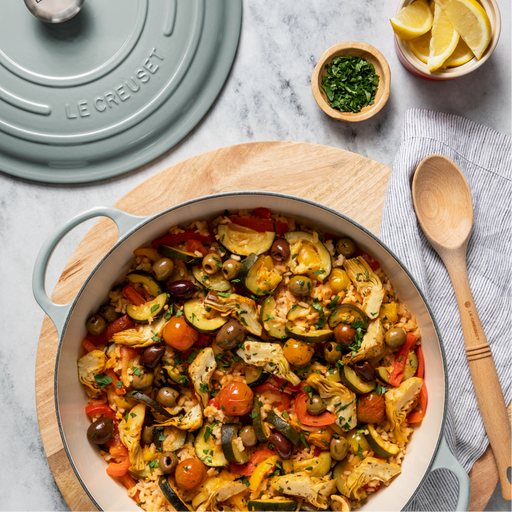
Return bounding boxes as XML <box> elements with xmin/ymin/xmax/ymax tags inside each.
<box><xmin>0</xmin><ymin>0</ymin><xmax>510</xmax><ymax>510</ymax></box>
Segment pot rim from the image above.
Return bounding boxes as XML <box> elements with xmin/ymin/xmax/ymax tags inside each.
<box><xmin>53</xmin><ymin>190</ymin><xmax>449</xmax><ymax>511</ymax></box>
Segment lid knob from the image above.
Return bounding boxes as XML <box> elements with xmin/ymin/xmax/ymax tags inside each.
<box><xmin>24</xmin><ymin>0</ymin><xmax>85</xmax><ymax>23</ymax></box>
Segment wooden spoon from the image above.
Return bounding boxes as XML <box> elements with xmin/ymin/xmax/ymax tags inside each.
<box><xmin>412</xmin><ymin>154</ymin><xmax>511</xmax><ymax>500</ymax></box>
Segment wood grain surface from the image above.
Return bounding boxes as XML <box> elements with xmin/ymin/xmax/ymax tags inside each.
<box><xmin>34</xmin><ymin>141</ymin><xmax>507</xmax><ymax>511</ymax></box>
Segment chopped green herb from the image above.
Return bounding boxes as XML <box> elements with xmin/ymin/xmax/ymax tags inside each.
<box><xmin>132</xmin><ymin>366</ymin><xmax>142</xmax><ymax>377</ymax></box>
<box><xmin>150</xmin><ymin>304</ymin><xmax>160</xmax><ymax>314</ymax></box>
<box><xmin>94</xmin><ymin>374</ymin><xmax>113</xmax><ymax>389</ymax></box>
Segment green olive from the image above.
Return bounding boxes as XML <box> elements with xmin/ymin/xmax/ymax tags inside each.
<box><xmin>330</xmin><ymin>437</ymin><xmax>348</xmax><ymax>461</ymax></box>
<box><xmin>306</xmin><ymin>395</ymin><xmax>326</xmax><ymax>416</ymax></box>
<box><xmin>346</xmin><ymin>430</ymin><xmax>371</xmax><ymax>454</ymax></box>
<box><xmin>336</xmin><ymin>238</ymin><xmax>357</xmax><ymax>258</ymax></box>
<box><xmin>385</xmin><ymin>327</ymin><xmax>407</xmax><ymax>348</ymax></box>
<box><xmin>86</xmin><ymin>314</ymin><xmax>107</xmax><ymax>336</ymax></box>
<box><xmin>324</xmin><ymin>341</ymin><xmax>342</xmax><ymax>364</ymax></box>
<box><xmin>288</xmin><ymin>275</ymin><xmax>313</xmax><ymax>296</ymax></box>
<box><xmin>141</xmin><ymin>425</ymin><xmax>154</xmax><ymax>445</ymax></box>
<box><xmin>202</xmin><ymin>253</ymin><xmax>222</xmax><ymax>275</ymax></box>
<box><xmin>159</xmin><ymin>452</ymin><xmax>178</xmax><ymax>474</ymax></box>
<box><xmin>153</xmin><ymin>257</ymin><xmax>174</xmax><ymax>281</ymax></box>
<box><xmin>98</xmin><ymin>304</ymin><xmax>119</xmax><ymax>324</ymax></box>
<box><xmin>131</xmin><ymin>370</ymin><xmax>154</xmax><ymax>390</ymax></box>
<box><xmin>222</xmin><ymin>259</ymin><xmax>241</xmax><ymax>280</ymax></box>
<box><xmin>156</xmin><ymin>387</ymin><xmax>179</xmax><ymax>407</ymax></box>
<box><xmin>239</xmin><ymin>425</ymin><xmax>257</xmax><ymax>447</ymax></box>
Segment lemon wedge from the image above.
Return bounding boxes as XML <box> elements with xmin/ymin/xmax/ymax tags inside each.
<box><xmin>428</xmin><ymin>2</ymin><xmax>460</xmax><ymax>71</ymax></box>
<box><xmin>434</xmin><ymin>0</ymin><xmax>491</xmax><ymax>59</ymax></box>
<box><xmin>390</xmin><ymin>0</ymin><xmax>434</xmax><ymax>41</ymax></box>
<box><xmin>408</xmin><ymin>31</ymin><xmax>474</xmax><ymax>67</ymax></box>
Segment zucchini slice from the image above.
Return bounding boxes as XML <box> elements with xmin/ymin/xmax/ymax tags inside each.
<box><xmin>375</xmin><ymin>366</ymin><xmax>390</xmax><ymax>384</ymax></box>
<box><xmin>240</xmin><ymin>254</ymin><xmax>282</xmax><ymax>296</ymax></box>
<box><xmin>159</xmin><ymin>245</ymin><xmax>202</xmax><ymax>264</ymax></box>
<box><xmin>328</xmin><ymin>304</ymin><xmax>369</xmax><ymax>329</ymax></box>
<box><xmin>159</xmin><ymin>476</ymin><xmax>193</xmax><ymax>511</ymax></box>
<box><xmin>375</xmin><ymin>351</ymin><xmax>418</xmax><ymax>384</ymax></box>
<box><xmin>218</xmin><ymin>223</ymin><xmax>276</xmax><ymax>256</ymax></box>
<box><xmin>221</xmin><ymin>424</ymin><xmax>250</xmax><ymax>464</ymax></box>
<box><xmin>282</xmin><ymin>450</ymin><xmax>331</xmax><ymax>477</ymax></box>
<box><xmin>194</xmin><ymin>424</ymin><xmax>229</xmax><ymax>467</ymax></box>
<box><xmin>363</xmin><ymin>424</ymin><xmax>400</xmax><ymax>458</ymax></box>
<box><xmin>130</xmin><ymin>391</ymin><xmax>175</xmax><ymax>419</ymax></box>
<box><xmin>192</xmin><ymin>266</ymin><xmax>231</xmax><ymax>292</ymax></box>
<box><xmin>126</xmin><ymin>271</ymin><xmax>164</xmax><ymax>299</ymax></box>
<box><xmin>284</xmin><ymin>231</ymin><xmax>332</xmax><ymax>282</ymax></box>
<box><xmin>126</xmin><ymin>292</ymin><xmax>168</xmax><ymax>324</ymax></box>
<box><xmin>338</xmin><ymin>365</ymin><xmax>376</xmax><ymax>394</ymax></box>
<box><xmin>248</xmin><ymin>499</ymin><xmax>298</xmax><ymax>511</ymax></box>
<box><xmin>261</xmin><ymin>296</ymin><xmax>287</xmax><ymax>339</ymax></box>
<box><xmin>284</xmin><ymin>322</ymin><xmax>333</xmax><ymax>343</ymax></box>
<box><xmin>183</xmin><ymin>297</ymin><xmax>228</xmax><ymax>334</ymax></box>
<box><xmin>245</xmin><ymin>366</ymin><xmax>270</xmax><ymax>387</ymax></box>
<box><xmin>252</xmin><ymin>399</ymin><xmax>269</xmax><ymax>442</ymax></box>
<box><xmin>266</xmin><ymin>409</ymin><xmax>300</xmax><ymax>446</ymax></box>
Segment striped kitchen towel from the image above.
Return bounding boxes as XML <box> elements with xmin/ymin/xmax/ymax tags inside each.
<box><xmin>379</xmin><ymin>108</ymin><xmax>511</xmax><ymax>511</ymax></box>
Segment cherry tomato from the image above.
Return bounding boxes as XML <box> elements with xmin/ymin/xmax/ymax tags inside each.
<box><xmin>356</xmin><ymin>391</ymin><xmax>386</xmax><ymax>424</ymax></box>
<box><xmin>163</xmin><ymin>316</ymin><xmax>198</xmax><ymax>351</ymax></box>
<box><xmin>175</xmin><ymin>458</ymin><xmax>206</xmax><ymax>490</ymax></box>
<box><xmin>218</xmin><ymin>382</ymin><xmax>254</xmax><ymax>416</ymax></box>
<box><xmin>283</xmin><ymin>339</ymin><xmax>314</xmax><ymax>366</ymax></box>
<box><xmin>334</xmin><ymin>324</ymin><xmax>356</xmax><ymax>347</ymax></box>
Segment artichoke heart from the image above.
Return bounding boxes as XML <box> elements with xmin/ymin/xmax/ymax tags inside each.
<box><xmin>154</xmin><ymin>404</ymin><xmax>203</xmax><ymax>431</ymax></box>
<box><xmin>341</xmin><ymin>457</ymin><xmax>401</xmax><ymax>500</ymax></box>
<box><xmin>342</xmin><ymin>319</ymin><xmax>386</xmax><ymax>365</ymax></box>
<box><xmin>306</xmin><ymin>374</ymin><xmax>357</xmax><ymax>431</ymax></box>
<box><xmin>188</xmin><ymin>347</ymin><xmax>217</xmax><ymax>409</ymax></box>
<box><xmin>205</xmin><ymin>291</ymin><xmax>263</xmax><ymax>336</ymax></box>
<box><xmin>237</xmin><ymin>341</ymin><xmax>300</xmax><ymax>386</ymax></box>
<box><xmin>78</xmin><ymin>350</ymin><xmax>107</xmax><ymax>391</ymax></box>
<box><xmin>385</xmin><ymin>377</ymin><xmax>423</xmax><ymax>442</ymax></box>
<box><xmin>119</xmin><ymin>403</ymin><xmax>146</xmax><ymax>471</ymax></box>
<box><xmin>270</xmin><ymin>473</ymin><xmax>336</xmax><ymax>509</ymax></box>
<box><xmin>112</xmin><ymin>316</ymin><xmax>167</xmax><ymax>347</ymax></box>
<box><xmin>344</xmin><ymin>257</ymin><xmax>385</xmax><ymax>320</ymax></box>
<box><xmin>197</xmin><ymin>482</ymin><xmax>248</xmax><ymax>512</ymax></box>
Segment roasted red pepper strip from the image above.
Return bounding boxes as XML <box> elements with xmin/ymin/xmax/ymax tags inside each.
<box><xmin>408</xmin><ymin>380</ymin><xmax>428</xmax><ymax>423</ymax></box>
<box><xmin>253</xmin><ymin>385</ymin><xmax>291</xmax><ymax>412</ymax></box>
<box><xmin>186</xmin><ymin>239</ymin><xmax>207</xmax><ymax>256</ymax></box>
<box><xmin>85</xmin><ymin>403</ymin><xmax>117</xmax><ymax>421</ymax></box>
<box><xmin>120</xmin><ymin>346</ymin><xmax>141</xmax><ymax>360</ymax></box>
<box><xmin>228</xmin><ymin>216</ymin><xmax>288</xmax><ymax>235</ymax></box>
<box><xmin>118</xmin><ymin>472</ymin><xmax>140</xmax><ymax>503</ymax></box>
<box><xmin>388</xmin><ymin>333</ymin><xmax>418</xmax><ymax>387</ymax></box>
<box><xmin>81</xmin><ymin>337</ymin><xmax>97</xmax><ymax>353</ymax></box>
<box><xmin>294</xmin><ymin>390</ymin><xmax>336</xmax><ymax>426</ymax></box>
<box><xmin>416</xmin><ymin>346</ymin><xmax>425</xmax><ymax>380</ymax></box>
<box><xmin>253</xmin><ymin>207</ymin><xmax>272</xmax><ymax>219</ymax></box>
<box><xmin>259</xmin><ymin>376</ymin><xmax>304</xmax><ymax>394</ymax></box>
<box><xmin>122</xmin><ymin>285</ymin><xmax>146</xmax><ymax>306</ymax></box>
<box><xmin>86</xmin><ymin>314</ymin><xmax>134</xmax><ymax>346</ymax></box>
<box><xmin>105</xmin><ymin>431</ymin><xmax>131</xmax><ymax>476</ymax></box>
<box><xmin>152</xmin><ymin>231</ymin><xmax>213</xmax><ymax>248</ymax></box>
<box><xmin>105</xmin><ymin>368</ymin><xmax>126</xmax><ymax>396</ymax></box>
<box><xmin>356</xmin><ymin>250</ymin><xmax>380</xmax><ymax>271</ymax></box>
<box><xmin>229</xmin><ymin>449</ymin><xmax>277</xmax><ymax>476</ymax></box>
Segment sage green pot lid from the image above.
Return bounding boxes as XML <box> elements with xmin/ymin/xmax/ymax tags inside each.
<box><xmin>0</xmin><ymin>0</ymin><xmax>242</xmax><ymax>183</ymax></box>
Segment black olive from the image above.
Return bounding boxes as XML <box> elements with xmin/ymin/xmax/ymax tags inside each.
<box><xmin>167</xmin><ymin>280</ymin><xmax>197</xmax><ymax>299</ymax></box>
<box><xmin>140</xmin><ymin>345</ymin><xmax>166</xmax><ymax>370</ymax></box>
<box><xmin>271</xmin><ymin>238</ymin><xmax>290</xmax><ymax>262</ymax></box>
<box><xmin>336</xmin><ymin>238</ymin><xmax>357</xmax><ymax>258</ymax></box>
<box><xmin>86</xmin><ymin>314</ymin><xmax>107</xmax><ymax>336</ymax></box>
<box><xmin>215</xmin><ymin>319</ymin><xmax>246</xmax><ymax>349</ymax></box>
<box><xmin>87</xmin><ymin>417</ymin><xmax>115</xmax><ymax>444</ymax></box>
<box><xmin>98</xmin><ymin>304</ymin><xmax>119</xmax><ymax>324</ymax></box>
<box><xmin>353</xmin><ymin>361</ymin><xmax>375</xmax><ymax>382</ymax></box>
<box><xmin>269</xmin><ymin>432</ymin><xmax>293</xmax><ymax>459</ymax></box>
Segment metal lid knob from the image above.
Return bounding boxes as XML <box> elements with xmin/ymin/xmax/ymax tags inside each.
<box><xmin>24</xmin><ymin>0</ymin><xmax>85</xmax><ymax>23</ymax></box>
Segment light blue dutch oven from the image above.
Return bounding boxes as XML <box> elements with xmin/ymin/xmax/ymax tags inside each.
<box><xmin>33</xmin><ymin>192</ymin><xmax>470</xmax><ymax>511</ymax></box>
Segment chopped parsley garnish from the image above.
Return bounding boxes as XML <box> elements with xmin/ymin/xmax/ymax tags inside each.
<box><xmin>94</xmin><ymin>374</ymin><xmax>113</xmax><ymax>389</ymax></box>
<box><xmin>150</xmin><ymin>304</ymin><xmax>160</xmax><ymax>314</ymax></box>
<box><xmin>131</xmin><ymin>366</ymin><xmax>142</xmax><ymax>377</ymax></box>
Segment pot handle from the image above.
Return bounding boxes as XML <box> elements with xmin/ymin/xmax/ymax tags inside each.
<box><xmin>431</xmin><ymin>435</ymin><xmax>471</xmax><ymax>511</ymax></box>
<box><xmin>32</xmin><ymin>206</ymin><xmax>146</xmax><ymax>337</ymax></box>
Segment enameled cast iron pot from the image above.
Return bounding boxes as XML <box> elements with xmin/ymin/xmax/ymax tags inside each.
<box><xmin>33</xmin><ymin>192</ymin><xmax>470</xmax><ymax>511</ymax></box>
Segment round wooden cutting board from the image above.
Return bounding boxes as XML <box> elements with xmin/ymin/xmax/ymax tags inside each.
<box><xmin>34</xmin><ymin>141</ymin><xmax>504</xmax><ymax>511</ymax></box>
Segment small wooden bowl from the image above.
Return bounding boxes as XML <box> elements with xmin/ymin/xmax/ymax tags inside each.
<box><xmin>394</xmin><ymin>0</ymin><xmax>501</xmax><ymax>81</ymax></box>
<box><xmin>311</xmin><ymin>42</ymin><xmax>391</xmax><ymax>122</ymax></box>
